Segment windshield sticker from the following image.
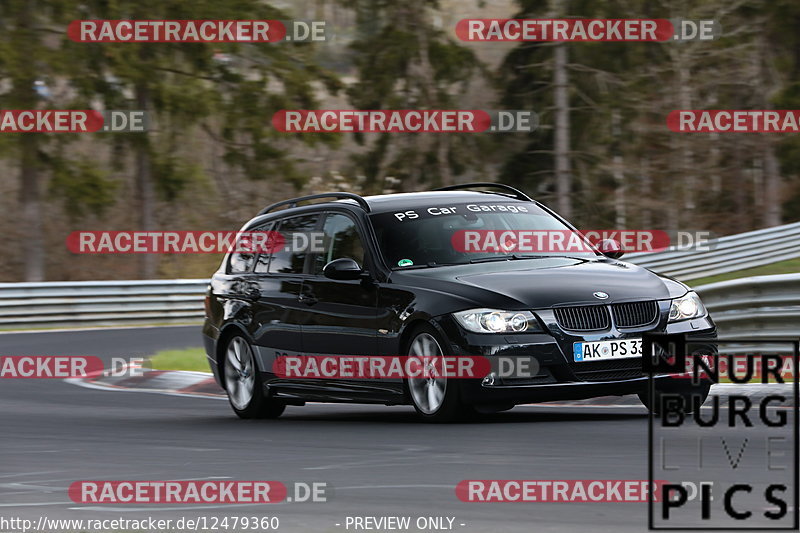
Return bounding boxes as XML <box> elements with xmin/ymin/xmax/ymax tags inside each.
<box><xmin>397</xmin><ymin>259</ymin><xmax>414</xmax><ymax>267</ymax></box>
<box><xmin>389</xmin><ymin>203</ymin><xmax>533</xmax><ymax>222</ymax></box>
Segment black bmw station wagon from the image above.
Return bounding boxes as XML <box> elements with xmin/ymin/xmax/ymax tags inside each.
<box><xmin>202</xmin><ymin>183</ymin><xmax>715</xmax><ymax>422</ymax></box>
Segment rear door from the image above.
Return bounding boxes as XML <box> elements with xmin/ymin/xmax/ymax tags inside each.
<box><xmin>250</xmin><ymin>213</ymin><xmax>321</xmax><ymax>376</ymax></box>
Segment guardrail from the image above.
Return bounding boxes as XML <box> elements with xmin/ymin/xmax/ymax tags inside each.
<box><xmin>625</xmin><ymin>221</ymin><xmax>800</xmax><ymax>280</ymax></box>
<box><xmin>0</xmin><ymin>279</ymin><xmax>208</xmax><ymax>330</ymax></box>
<box><xmin>695</xmin><ymin>274</ymin><xmax>800</xmax><ymax>349</ymax></box>
<box><xmin>1</xmin><ymin>274</ymin><xmax>798</xmax><ymax>354</ymax></box>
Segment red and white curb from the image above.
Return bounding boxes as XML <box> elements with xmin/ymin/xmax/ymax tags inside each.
<box><xmin>66</xmin><ymin>368</ymin><xmax>224</xmax><ymax>399</ymax></box>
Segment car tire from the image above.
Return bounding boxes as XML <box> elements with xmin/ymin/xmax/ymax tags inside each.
<box><xmin>404</xmin><ymin>325</ymin><xmax>470</xmax><ymax>423</ymax></box>
<box><xmin>223</xmin><ymin>334</ymin><xmax>285</xmax><ymax>419</ymax></box>
<box><xmin>637</xmin><ymin>381</ymin><xmax>711</xmax><ymax>415</ymax></box>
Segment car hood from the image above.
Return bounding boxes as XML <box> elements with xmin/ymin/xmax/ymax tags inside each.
<box><xmin>450</xmin><ymin>258</ymin><xmax>671</xmax><ymax>308</ymax></box>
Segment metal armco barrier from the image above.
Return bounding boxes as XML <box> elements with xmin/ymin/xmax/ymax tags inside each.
<box><xmin>625</xmin><ymin>221</ymin><xmax>800</xmax><ymax>280</ymax></box>
<box><xmin>694</xmin><ymin>274</ymin><xmax>800</xmax><ymax>350</ymax></box>
<box><xmin>0</xmin><ymin>279</ymin><xmax>208</xmax><ymax>330</ymax></box>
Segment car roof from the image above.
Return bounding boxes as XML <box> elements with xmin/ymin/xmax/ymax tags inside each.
<box><xmin>244</xmin><ymin>190</ymin><xmax>538</xmax><ymax>229</ymax></box>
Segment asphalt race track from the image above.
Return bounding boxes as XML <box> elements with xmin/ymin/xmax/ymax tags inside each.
<box><xmin>0</xmin><ymin>326</ymin><xmax>793</xmax><ymax>532</ymax></box>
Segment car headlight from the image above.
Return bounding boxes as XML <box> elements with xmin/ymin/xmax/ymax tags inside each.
<box><xmin>668</xmin><ymin>292</ymin><xmax>707</xmax><ymax>322</ymax></box>
<box><xmin>453</xmin><ymin>309</ymin><xmax>542</xmax><ymax>333</ymax></box>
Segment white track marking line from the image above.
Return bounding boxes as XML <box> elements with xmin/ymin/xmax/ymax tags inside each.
<box><xmin>0</xmin><ymin>501</ymin><xmax>72</xmax><ymax>507</ymax></box>
<box><xmin>0</xmin><ymin>471</ymin><xmax>64</xmax><ymax>479</ymax></box>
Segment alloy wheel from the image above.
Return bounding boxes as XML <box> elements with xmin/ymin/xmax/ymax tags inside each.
<box><xmin>407</xmin><ymin>332</ymin><xmax>447</xmax><ymax>414</ymax></box>
<box><xmin>224</xmin><ymin>337</ymin><xmax>256</xmax><ymax>410</ymax></box>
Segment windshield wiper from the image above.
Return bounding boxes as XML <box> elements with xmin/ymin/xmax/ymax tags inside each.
<box><xmin>510</xmin><ymin>253</ymin><xmax>592</xmax><ymax>261</ymax></box>
<box><xmin>395</xmin><ymin>255</ymin><xmax>589</xmax><ymax>268</ymax></box>
<box><xmin>467</xmin><ymin>254</ymin><xmax>592</xmax><ymax>264</ymax></box>
<box><xmin>469</xmin><ymin>256</ymin><xmax>513</xmax><ymax>264</ymax></box>
<box><xmin>394</xmin><ymin>262</ymin><xmax>450</xmax><ymax>270</ymax></box>
<box><xmin>468</xmin><ymin>254</ymin><xmax>561</xmax><ymax>263</ymax></box>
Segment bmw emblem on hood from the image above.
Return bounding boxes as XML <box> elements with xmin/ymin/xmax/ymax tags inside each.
<box><xmin>593</xmin><ymin>291</ymin><xmax>609</xmax><ymax>300</ymax></box>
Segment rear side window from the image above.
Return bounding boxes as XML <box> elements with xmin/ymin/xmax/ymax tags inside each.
<box><xmin>313</xmin><ymin>213</ymin><xmax>365</xmax><ymax>274</ymax></box>
<box><xmin>229</xmin><ymin>222</ymin><xmax>274</xmax><ymax>274</ymax></box>
<box><xmin>228</xmin><ymin>231</ymin><xmax>258</xmax><ymax>274</ymax></box>
<box><xmin>268</xmin><ymin>214</ymin><xmax>320</xmax><ymax>274</ymax></box>
<box><xmin>229</xmin><ymin>251</ymin><xmax>255</xmax><ymax>274</ymax></box>
<box><xmin>253</xmin><ymin>222</ymin><xmax>275</xmax><ymax>273</ymax></box>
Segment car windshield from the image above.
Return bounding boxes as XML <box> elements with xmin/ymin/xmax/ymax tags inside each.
<box><xmin>369</xmin><ymin>201</ymin><xmax>600</xmax><ymax>269</ymax></box>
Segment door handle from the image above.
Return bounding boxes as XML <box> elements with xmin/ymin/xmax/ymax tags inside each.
<box><xmin>298</xmin><ymin>290</ymin><xmax>318</xmax><ymax>306</ymax></box>
<box><xmin>244</xmin><ymin>287</ymin><xmax>261</xmax><ymax>299</ymax></box>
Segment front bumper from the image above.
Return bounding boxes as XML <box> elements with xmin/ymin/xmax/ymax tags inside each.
<box><xmin>461</xmin><ymin>374</ymin><xmax>678</xmax><ymax>404</ymax></box>
<box><xmin>433</xmin><ymin>311</ymin><xmax>717</xmax><ymax>406</ymax></box>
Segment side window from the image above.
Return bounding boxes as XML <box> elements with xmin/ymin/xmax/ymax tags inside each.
<box><xmin>314</xmin><ymin>213</ymin><xmax>365</xmax><ymax>274</ymax></box>
<box><xmin>228</xmin><ymin>229</ymin><xmax>258</xmax><ymax>274</ymax></box>
<box><xmin>229</xmin><ymin>251</ymin><xmax>255</xmax><ymax>274</ymax></box>
<box><xmin>268</xmin><ymin>214</ymin><xmax>320</xmax><ymax>274</ymax></box>
<box><xmin>253</xmin><ymin>222</ymin><xmax>275</xmax><ymax>274</ymax></box>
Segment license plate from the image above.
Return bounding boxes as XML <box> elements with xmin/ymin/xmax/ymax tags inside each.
<box><xmin>573</xmin><ymin>338</ymin><xmax>642</xmax><ymax>362</ymax></box>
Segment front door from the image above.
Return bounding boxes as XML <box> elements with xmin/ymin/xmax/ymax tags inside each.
<box><xmin>297</xmin><ymin>212</ymin><xmax>398</xmax><ymax>400</ymax></box>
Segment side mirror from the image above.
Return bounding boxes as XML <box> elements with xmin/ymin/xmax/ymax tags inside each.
<box><xmin>597</xmin><ymin>238</ymin><xmax>624</xmax><ymax>259</ymax></box>
<box><xmin>322</xmin><ymin>258</ymin><xmax>363</xmax><ymax>280</ymax></box>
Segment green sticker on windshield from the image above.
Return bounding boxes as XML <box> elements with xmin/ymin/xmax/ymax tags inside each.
<box><xmin>397</xmin><ymin>259</ymin><xmax>414</xmax><ymax>267</ymax></box>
